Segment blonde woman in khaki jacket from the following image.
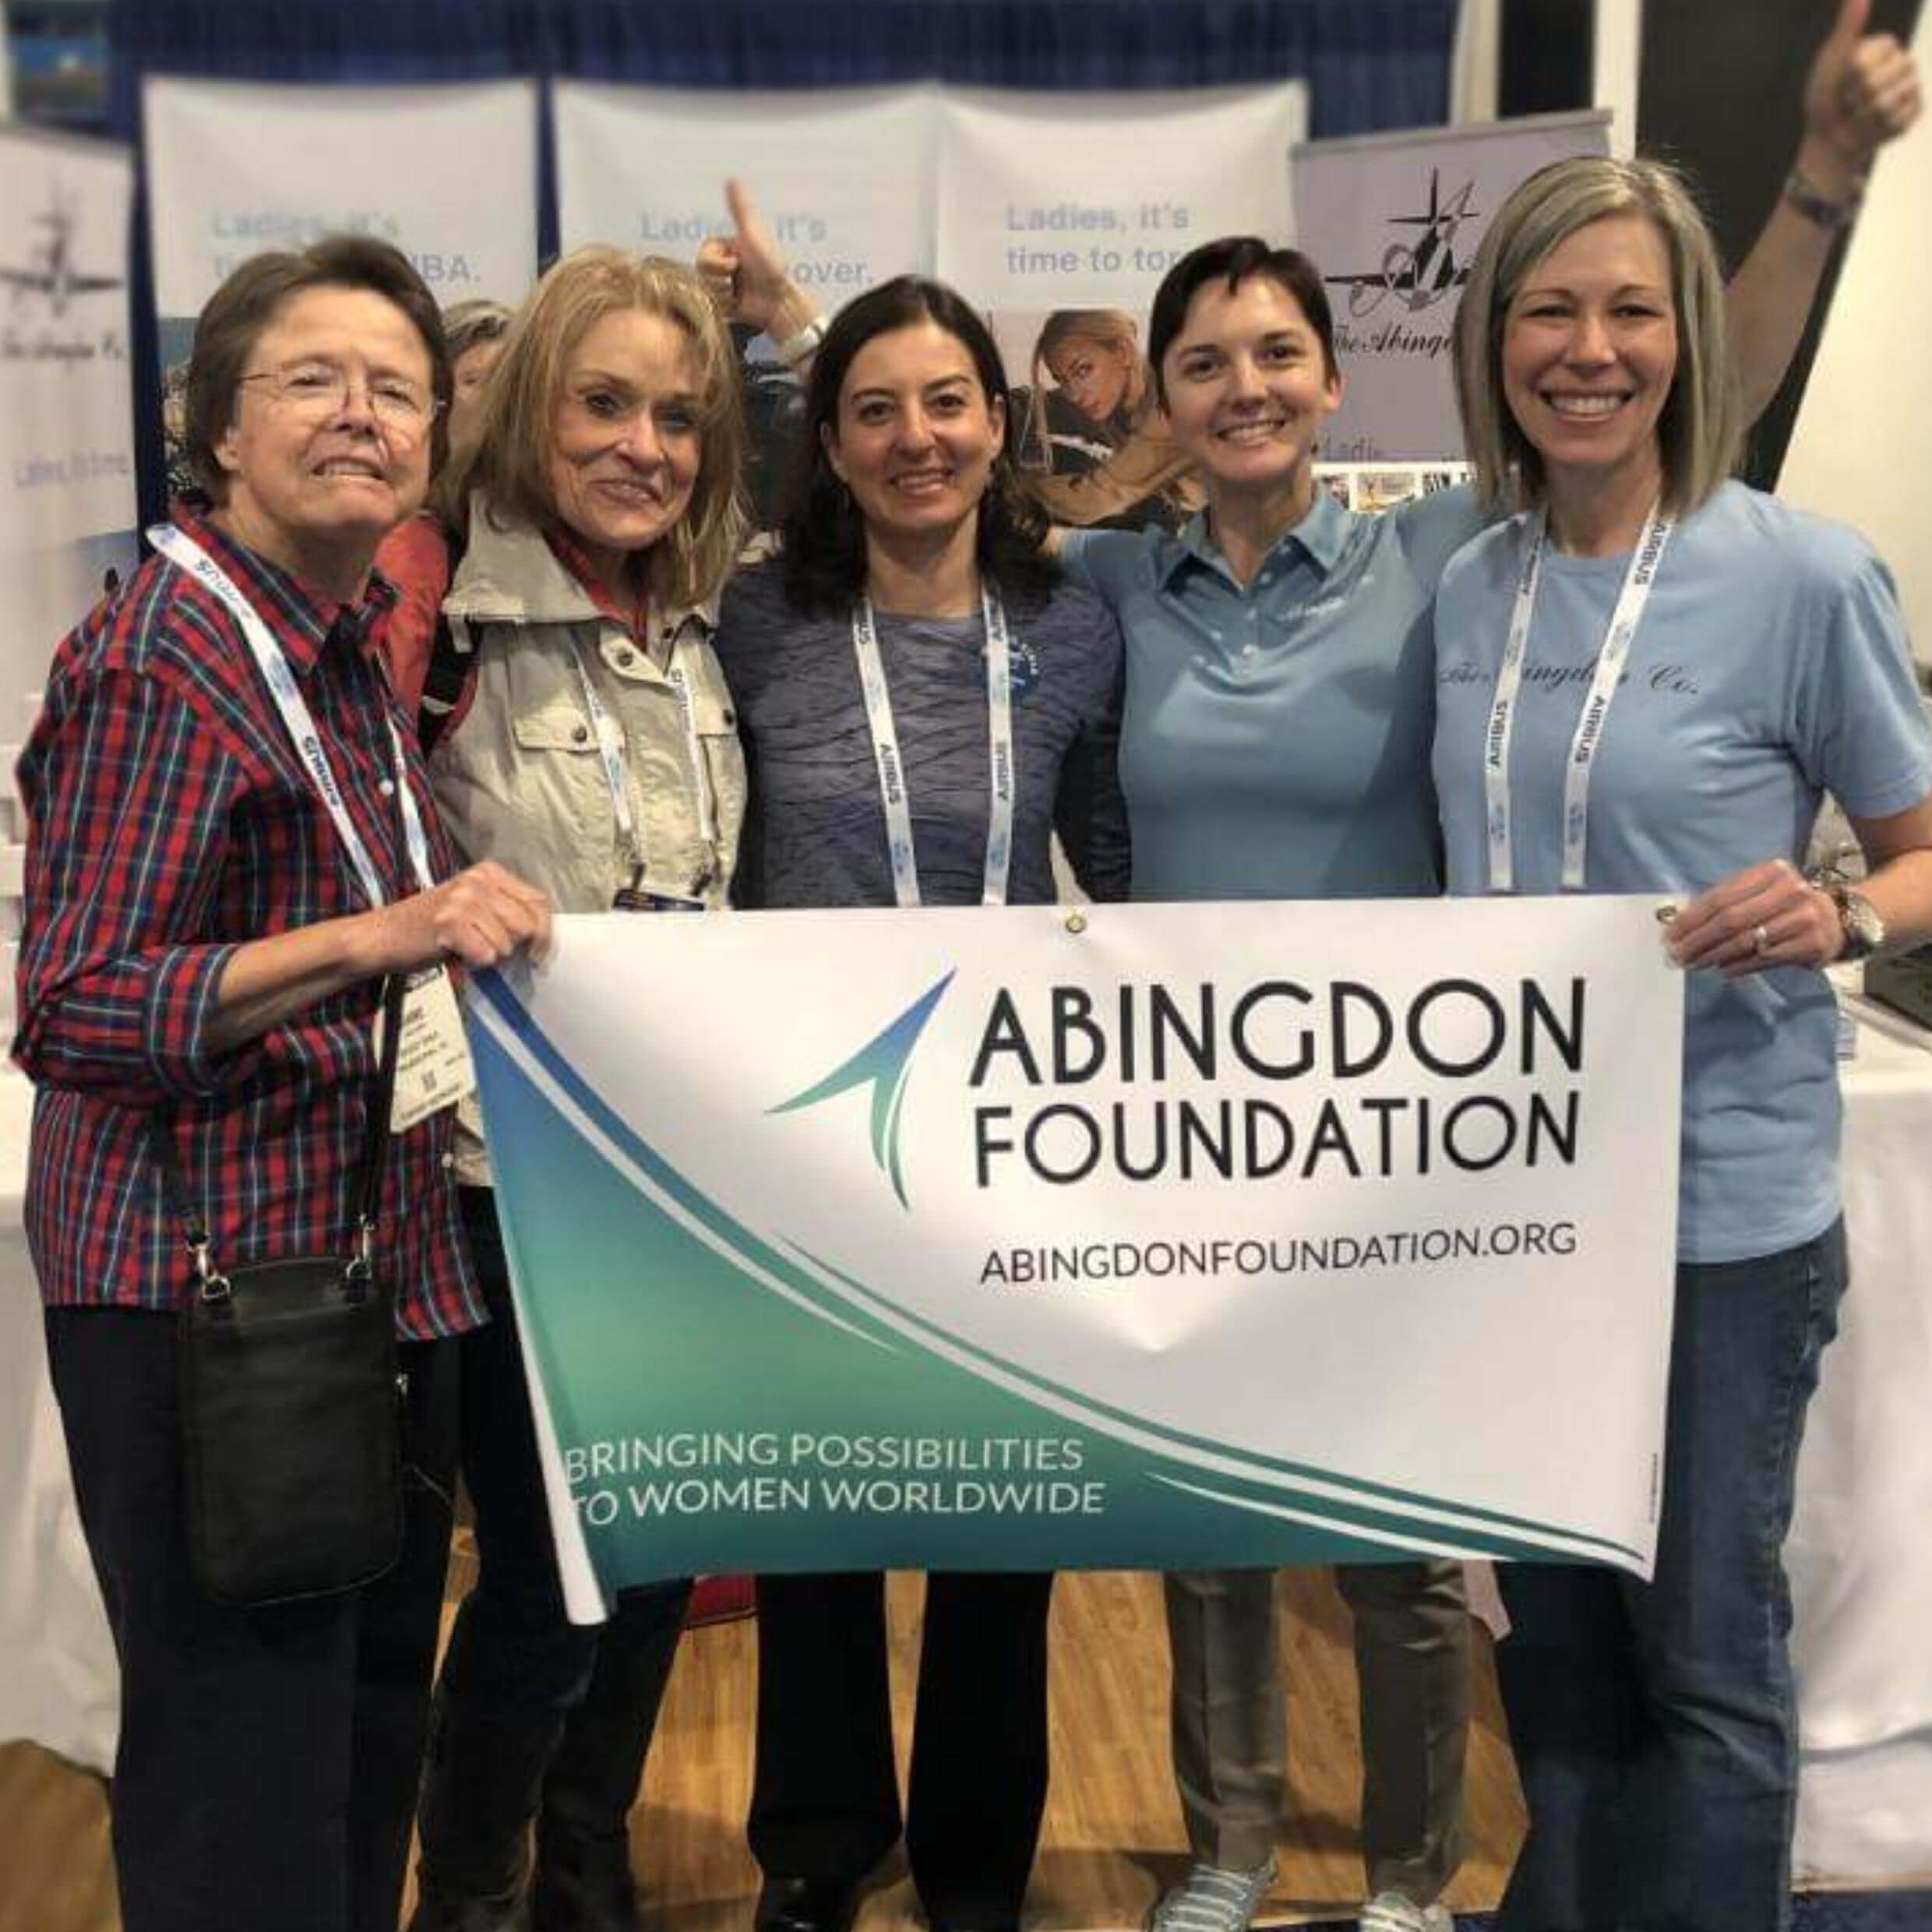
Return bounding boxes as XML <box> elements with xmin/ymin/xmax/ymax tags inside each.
<box><xmin>383</xmin><ymin>248</ymin><xmax>749</xmax><ymax>1932</ymax></box>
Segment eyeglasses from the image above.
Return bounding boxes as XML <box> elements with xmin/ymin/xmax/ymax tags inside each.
<box><xmin>238</xmin><ymin>362</ymin><xmax>442</xmax><ymax>437</ymax></box>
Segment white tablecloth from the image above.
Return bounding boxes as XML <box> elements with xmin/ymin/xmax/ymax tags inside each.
<box><xmin>3</xmin><ymin>1012</ymin><xmax>1930</xmax><ymax>1866</ymax></box>
<box><xmin>0</xmin><ymin>1070</ymin><xmax>116</xmax><ymax>1772</ymax></box>
<box><xmin>1790</xmin><ymin>994</ymin><xmax>1932</xmax><ymax>1880</ymax></box>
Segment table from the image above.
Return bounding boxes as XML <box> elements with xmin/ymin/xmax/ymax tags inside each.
<box><xmin>0</xmin><ymin>1070</ymin><xmax>116</xmax><ymax>1773</ymax></box>
<box><xmin>1789</xmin><ymin>992</ymin><xmax>1932</xmax><ymax>1879</ymax></box>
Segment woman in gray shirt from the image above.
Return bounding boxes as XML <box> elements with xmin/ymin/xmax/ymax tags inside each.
<box><xmin>711</xmin><ymin>273</ymin><xmax>1127</xmax><ymax>1932</ymax></box>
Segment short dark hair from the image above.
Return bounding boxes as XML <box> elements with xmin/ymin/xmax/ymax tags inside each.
<box><xmin>781</xmin><ymin>275</ymin><xmax>1056</xmax><ymax>617</ymax></box>
<box><xmin>1146</xmin><ymin>237</ymin><xmax>1339</xmax><ymax>406</ymax></box>
<box><xmin>184</xmin><ymin>235</ymin><xmax>452</xmax><ymax>499</ymax></box>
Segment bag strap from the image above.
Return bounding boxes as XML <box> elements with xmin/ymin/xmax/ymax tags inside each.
<box><xmin>416</xmin><ymin>611</ymin><xmax>475</xmax><ymax>754</ymax></box>
<box><xmin>416</xmin><ymin>524</ymin><xmax>472</xmax><ymax>755</ymax></box>
<box><xmin>149</xmin><ymin>973</ymin><xmax>409</xmax><ymax>1294</ymax></box>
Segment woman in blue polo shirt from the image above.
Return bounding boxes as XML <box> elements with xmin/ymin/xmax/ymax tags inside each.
<box><xmin>1431</xmin><ymin>151</ymin><xmax>1932</xmax><ymax>1932</ymax></box>
<box><xmin>1054</xmin><ymin>229</ymin><xmax>1482</xmax><ymax>1932</ymax></box>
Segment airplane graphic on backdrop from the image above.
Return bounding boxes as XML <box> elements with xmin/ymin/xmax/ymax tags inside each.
<box><xmin>1</xmin><ymin>183</ymin><xmax>123</xmax><ymax>316</ymax></box>
<box><xmin>1324</xmin><ymin>169</ymin><xmax>1480</xmax><ymax>317</ymax></box>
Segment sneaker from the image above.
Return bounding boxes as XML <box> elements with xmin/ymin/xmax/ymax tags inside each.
<box><xmin>1359</xmin><ymin>1894</ymin><xmax>1452</xmax><ymax>1932</ymax></box>
<box><xmin>1147</xmin><ymin>1859</ymin><xmax>1277</xmax><ymax>1932</ymax></box>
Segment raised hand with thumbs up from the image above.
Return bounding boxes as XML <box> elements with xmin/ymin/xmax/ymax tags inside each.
<box><xmin>696</xmin><ymin>177</ymin><xmax>828</xmax><ymax>367</ymax></box>
<box><xmin>1798</xmin><ymin>0</ymin><xmax>1923</xmax><ymax>201</ymax></box>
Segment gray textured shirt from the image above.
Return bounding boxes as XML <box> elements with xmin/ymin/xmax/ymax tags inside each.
<box><xmin>715</xmin><ymin>560</ymin><xmax>1130</xmax><ymax>910</ymax></box>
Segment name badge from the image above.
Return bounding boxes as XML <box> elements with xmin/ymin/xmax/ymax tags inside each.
<box><xmin>379</xmin><ymin>966</ymin><xmax>478</xmax><ymax>1134</ymax></box>
<box><xmin>612</xmin><ymin>886</ymin><xmax>707</xmax><ymax>914</ymax></box>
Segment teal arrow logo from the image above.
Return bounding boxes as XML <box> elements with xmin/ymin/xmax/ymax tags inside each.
<box><xmin>770</xmin><ymin>970</ymin><xmax>956</xmax><ymax>1208</ymax></box>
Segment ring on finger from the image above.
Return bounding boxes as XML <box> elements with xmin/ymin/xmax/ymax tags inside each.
<box><xmin>1751</xmin><ymin>923</ymin><xmax>1772</xmax><ymax>957</ymax></box>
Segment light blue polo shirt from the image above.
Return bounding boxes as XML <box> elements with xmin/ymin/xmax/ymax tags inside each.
<box><xmin>1063</xmin><ymin>486</ymin><xmax>1484</xmax><ymax>901</ymax></box>
<box><xmin>1433</xmin><ymin>481</ymin><xmax>1932</xmax><ymax>1263</ymax></box>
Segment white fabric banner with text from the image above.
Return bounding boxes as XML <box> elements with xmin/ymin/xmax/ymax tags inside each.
<box><xmin>469</xmin><ymin>897</ymin><xmax>1683</xmax><ymax>1620</ymax></box>
<box><xmin>554</xmin><ymin>83</ymin><xmax>939</xmax><ymax>303</ymax></box>
<box><xmin>0</xmin><ymin>124</ymin><xmax>136</xmax><ymax>716</ymax></box>
<box><xmin>936</xmin><ymin>83</ymin><xmax>1306</xmax><ymax>311</ymax></box>
<box><xmin>143</xmin><ymin>77</ymin><xmax>540</xmax><ymax>329</ymax></box>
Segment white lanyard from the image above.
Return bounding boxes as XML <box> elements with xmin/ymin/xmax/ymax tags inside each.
<box><xmin>149</xmin><ymin>524</ymin><xmax>435</xmax><ymax>906</ymax></box>
<box><xmin>566</xmin><ymin>625</ymin><xmax>721</xmax><ymax>892</ymax></box>
<box><xmin>851</xmin><ymin>587</ymin><xmax>1015</xmax><ymax>908</ymax></box>
<box><xmin>1482</xmin><ymin>505</ymin><xmax>1673</xmax><ymax>893</ymax></box>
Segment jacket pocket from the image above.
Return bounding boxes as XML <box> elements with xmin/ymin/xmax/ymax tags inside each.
<box><xmin>511</xmin><ymin>700</ymin><xmax>600</xmax><ymax>756</ymax></box>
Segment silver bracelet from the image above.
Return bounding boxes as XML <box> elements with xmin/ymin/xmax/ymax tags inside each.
<box><xmin>774</xmin><ymin>315</ymin><xmax>827</xmax><ymax>369</ymax></box>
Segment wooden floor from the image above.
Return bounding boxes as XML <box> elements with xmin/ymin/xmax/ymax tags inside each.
<box><xmin>0</xmin><ymin>1566</ymin><xmax>1527</xmax><ymax>1932</ymax></box>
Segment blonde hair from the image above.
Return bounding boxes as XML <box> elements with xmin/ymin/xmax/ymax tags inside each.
<box><xmin>449</xmin><ymin>249</ymin><xmax>747</xmax><ymax>608</ymax></box>
<box><xmin>1033</xmin><ymin>308</ymin><xmax>1143</xmax><ymax>388</ymax></box>
<box><xmin>1452</xmin><ymin>156</ymin><xmax>1741</xmax><ymax>518</ymax></box>
<box><xmin>1022</xmin><ymin>308</ymin><xmax>1148</xmax><ymax>470</ymax></box>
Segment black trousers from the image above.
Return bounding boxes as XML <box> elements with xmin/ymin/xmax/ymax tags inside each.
<box><xmin>749</xmin><ymin>1569</ymin><xmax>1054</xmax><ymax>1929</ymax></box>
<box><xmin>415</xmin><ymin>1188</ymin><xmax>691</xmax><ymax>1899</ymax></box>
<box><xmin>44</xmin><ymin>1305</ymin><xmax>460</xmax><ymax>1932</ymax></box>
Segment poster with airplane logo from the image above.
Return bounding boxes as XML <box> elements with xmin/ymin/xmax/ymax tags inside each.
<box><xmin>1292</xmin><ymin>110</ymin><xmax>1611</xmax><ymax>462</ymax></box>
<box><xmin>0</xmin><ymin>124</ymin><xmax>136</xmax><ymax>723</ymax></box>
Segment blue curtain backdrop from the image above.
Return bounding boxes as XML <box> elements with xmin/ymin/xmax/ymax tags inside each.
<box><xmin>108</xmin><ymin>0</ymin><xmax>1458</xmax><ymax>516</ymax></box>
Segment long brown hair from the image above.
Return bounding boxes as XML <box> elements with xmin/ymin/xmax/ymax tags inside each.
<box><xmin>780</xmin><ymin>276</ymin><xmax>1056</xmax><ymax>617</ymax></box>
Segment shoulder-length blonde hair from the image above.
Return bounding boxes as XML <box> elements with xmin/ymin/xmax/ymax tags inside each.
<box><xmin>448</xmin><ymin>248</ymin><xmax>747</xmax><ymax>608</ymax></box>
<box><xmin>1452</xmin><ymin>156</ymin><xmax>1741</xmax><ymax>519</ymax></box>
<box><xmin>1031</xmin><ymin>309</ymin><xmax>1147</xmax><ymax>410</ymax></box>
<box><xmin>1021</xmin><ymin>307</ymin><xmax>1151</xmax><ymax>472</ymax></box>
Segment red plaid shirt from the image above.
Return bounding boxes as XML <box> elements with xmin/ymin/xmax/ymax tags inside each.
<box><xmin>13</xmin><ymin>505</ymin><xmax>483</xmax><ymax>1338</ymax></box>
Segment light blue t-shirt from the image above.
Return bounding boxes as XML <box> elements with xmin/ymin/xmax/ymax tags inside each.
<box><xmin>1433</xmin><ymin>481</ymin><xmax>1932</xmax><ymax>1263</ymax></box>
<box><xmin>1063</xmin><ymin>485</ymin><xmax>1486</xmax><ymax>901</ymax></box>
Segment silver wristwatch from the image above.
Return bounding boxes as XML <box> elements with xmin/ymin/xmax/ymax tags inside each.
<box><xmin>1826</xmin><ymin>883</ymin><xmax>1886</xmax><ymax>962</ymax></box>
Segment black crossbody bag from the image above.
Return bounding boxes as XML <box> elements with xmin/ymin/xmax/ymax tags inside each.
<box><xmin>150</xmin><ymin>975</ymin><xmax>411</xmax><ymax>1608</ymax></box>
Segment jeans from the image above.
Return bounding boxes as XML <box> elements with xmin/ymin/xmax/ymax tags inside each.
<box><xmin>1496</xmin><ymin>1218</ymin><xmax>1848</xmax><ymax>1932</ymax></box>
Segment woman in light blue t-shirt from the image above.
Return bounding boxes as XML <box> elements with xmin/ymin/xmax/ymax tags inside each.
<box><xmin>1045</xmin><ymin>32</ymin><xmax>1923</xmax><ymax>1932</ymax></box>
<box><xmin>1432</xmin><ymin>153</ymin><xmax>1932</xmax><ymax>1932</ymax></box>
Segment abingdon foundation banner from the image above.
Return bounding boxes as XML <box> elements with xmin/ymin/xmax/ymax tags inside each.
<box><xmin>468</xmin><ymin>897</ymin><xmax>1683</xmax><ymax>1621</ymax></box>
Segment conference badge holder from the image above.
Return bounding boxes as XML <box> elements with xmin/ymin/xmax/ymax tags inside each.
<box><xmin>613</xmin><ymin>870</ymin><xmax>706</xmax><ymax>915</ymax></box>
<box><xmin>377</xmin><ymin>964</ymin><xmax>478</xmax><ymax>1134</ymax></box>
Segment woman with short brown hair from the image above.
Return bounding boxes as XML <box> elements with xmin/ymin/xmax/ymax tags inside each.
<box><xmin>18</xmin><ymin>233</ymin><xmax>549</xmax><ymax>1932</ymax></box>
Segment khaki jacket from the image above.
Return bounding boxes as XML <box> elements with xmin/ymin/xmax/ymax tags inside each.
<box><xmin>429</xmin><ymin>509</ymin><xmax>746</xmax><ymax>1183</ymax></box>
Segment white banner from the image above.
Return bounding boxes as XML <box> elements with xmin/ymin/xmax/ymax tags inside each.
<box><xmin>936</xmin><ymin>83</ymin><xmax>1306</xmax><ymax>312</ymax></box>
<box><xmin>934</xmin><ymin>86</ymin><xmax>1303</xmax><ymax>535</ymax></box>
<box><xmin>143</xmin><ymin>77</ymin><xmax>540</xmax><ymax>330</ymax></box>
<box><xmin>0</xmin><ymin>125</ymin><xmax>136</xmax><ymax>724</ymax></box>
<box><xmin>470</xmin><ymin>897</ymin><xmax>1683</xmax><ymax>1616</ymax></box>
<box><xmin>1292</xmin><ymin>109</ymin><xmax>1611</xmax><ymax>461</ymax></box>
<box><xmin>555</xmin><ymin>82</ymin><xmax>939</xmax><ymax>298</ymax></box>
<box><xmin>0</xmin><ymin>130</ymin><xmax>131</xmax><ymax>1771</ymax></box>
